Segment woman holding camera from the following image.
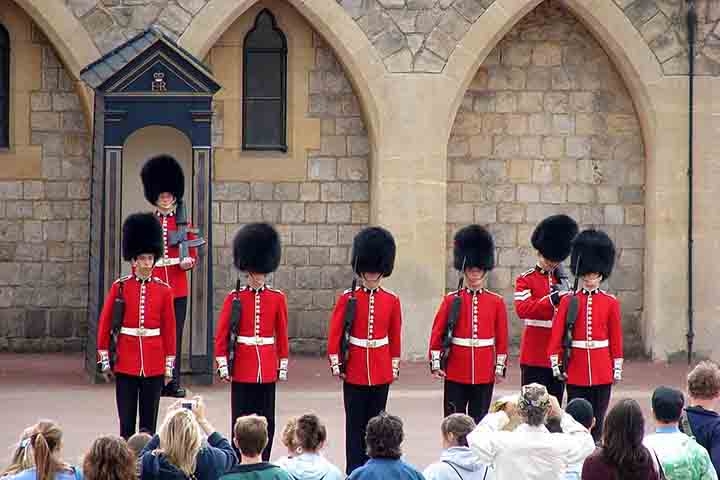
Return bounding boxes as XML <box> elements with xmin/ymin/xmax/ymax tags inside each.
<box><xmin>139</xmin><ymin>397</ymin><xmax>237</xmax><ymax>480</ymax></box>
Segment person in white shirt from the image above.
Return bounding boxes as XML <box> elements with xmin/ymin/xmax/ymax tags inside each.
<box><xmin>467</xmin><ymin>383</ymin><xmax>595</xmax><ymax>480</ymax></box>
<box><xmin>562</xmin><ymin>398</ymin><xmax>595</xmax><ymax>480</ymax></box>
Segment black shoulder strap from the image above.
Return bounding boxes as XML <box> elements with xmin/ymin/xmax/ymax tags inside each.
<box><xmin>442</xmin><ymin>461</ymin><xmax>464</xmax><ymax>480</ymax></box>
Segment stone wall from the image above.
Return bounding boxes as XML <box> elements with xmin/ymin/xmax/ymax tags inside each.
<box><xmin>211</xmin><ymin>30</ymin><xmax>370</xmax><ymax>354</ymax></box>
<box><xmin>446</xmin><ymin>0</ymin><xmax>646</xmax><ymax>355</ymax></box>
<box><xmin>0</xmin><ymin>25</ymin><xmax>91</xmax><ymax>351</ymax></box>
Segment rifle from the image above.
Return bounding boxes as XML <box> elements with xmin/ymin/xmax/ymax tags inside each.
<box><xmin>169</xmin><ymin>200</ymin><xmax>206</xmax><ymax>260</ymax></box>
<box><xmin>440</xmin><ymin>258</ymin><xmax>465</xmax><ymax>371</ymax></box>
<box><xmin>339</xmin><ymin>262</ymin><xmax>358</xmax><ymax>374</ymax></box>
<box><xmin>227</xmin><ymin>277</ymin><xmax>243</xmax><ymax>373</ymax></box>
<box><xmin>559</xmin><ymin>255</ymin><xmax>581</xmax><ymax>382</ymax></box>
<box><xmin>554</xmin><ymin>263</ymin><xmax>571</xmax><ymax>292</ymax></box>
<box><xmin>109</xmin><ymin>281</ymin><xmax>126</xmax><ymax>370</ymax></box>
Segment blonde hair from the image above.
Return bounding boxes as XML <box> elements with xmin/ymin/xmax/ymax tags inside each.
<box><xmin>155</xmin><ymin>409</ymin><xmax>203</xmax><ymax>477</ymax></box>
<box><xmin>281</xmin><ymin>418</ymin><xmax>299</xmax><ymax>451</ymax></box>
<box><xmin>2</xmin><ymin>421</ymin><xmax>69</xmax><ymax>480</ymax></box>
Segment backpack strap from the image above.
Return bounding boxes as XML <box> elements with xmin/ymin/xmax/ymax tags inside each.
<box><xmin>72</xmin><ymin>466</ymin><xmax>82</xmax><ymax>480</ymax></box>
<box><xmin>680</xmin><ymin>409</ymin><xmax>695</xmax><ymax>439</ymax></box>
<box><xmin>442</xmin><ymin>461</ymin><xmax>464</xmax><ymax>480</ymax></box>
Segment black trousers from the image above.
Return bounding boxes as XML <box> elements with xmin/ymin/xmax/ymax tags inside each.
<box><xmin>231</xmin><ymin>382</ymin><xmax>276</xmax><ymax>461</ymax></box>
<box><xmin>115</xmin><ymin>373</ymin><xmax>164</xmax><ymax>439</ymax></box>
<box><xmin>443</xmin><ymin>380</ymin><xmax>494</xmax><ymax>424</ymax></box>
<box><xmin>343</xmin><ymin>382</ymin><xmax>390</xmax><ymax>475</ymax></box>
<box><xmin>567</xmin><ymin>384</ymin><xmax>612</xmax><ymax>442</ymax></box>
<box><xmin>521</xmin><ymin>365</ymin><xmax>565</xmax><ymax>403</ymax></box>
<box><xmin>170</xmin><ymin>296</ymin><xmax>187</xmax><ymax>386</ymax></box>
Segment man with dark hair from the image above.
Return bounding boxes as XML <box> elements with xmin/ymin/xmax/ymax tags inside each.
<box><xmin>141</xmin><ymin>155</ymin><xmax>200</xmax><ymax>398</ymax></box>
<box><xmin>515</xmin><ymin>215</ymin><xmax>578</xmax><ymax>402</ymax></box>
<box><xmin>347</xmin><ymin>413</ymin><xmax>423</xmax><ymax>480</ymax></box>
<box><xmin>96</xmin><ymin>213</ymin><xmax>176</xmax><ymax>439</ymax></box>
<box><xmin>683</xmin><ymin>361</ymin><xmax>720</xmax><ymax>473</ymax></box>
<box><xmin>219</xmin><ymin>415</ymin><xmax>291</xmax><ymax>480</ymax></box>
<box><xmin>214</xmin><ymin>223</ymin><xmax>289</xmax><ymax>462</ymax></box>
<box><xmin>644</xmin><ymin>386</ymin><xmax>716</xmax><ymax>480</ymax></box>
<box><xmin>327</xmin><ymin>227</ymin><xmax>403</xmax><ymax>474</ymax></box>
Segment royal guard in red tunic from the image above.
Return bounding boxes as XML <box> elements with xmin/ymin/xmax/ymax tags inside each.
<box><xmin>327</xmin><ymin>227</ymin><xmax>401</xmax><ymax>474</ymax></box>
<box><xmin>515</xmin><ymin>214</ymin><xmax>578</xmax><ymax>401</ymax></box>
<box><xmin>96</xmin><ymin>213</ymin><xmax>176</xmax><ymax>439</ymax></box>
<box><xmin>141</xmin><ymin>155</ymin><xmax>203</xmax><ymax>398</ymax></box>
<box><xmin>548</xmin><ymin>229</ymin><xmax>623</xmax><ymax>442</ymax></box>
<box><xmin>214</xmin><ymin>223</ymin><xmax>288</xmax><ymax>461</ymax></box>
<box><xmin>429</xmin><ymin>225</ymin><xmax>509</xmax><ymax>423</ymax></box>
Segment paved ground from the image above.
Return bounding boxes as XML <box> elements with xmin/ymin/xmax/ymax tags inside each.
<box><xmin>0</xmin><ymin>354</ymin><xmax>694</xmax><ymax>471</ymax></box>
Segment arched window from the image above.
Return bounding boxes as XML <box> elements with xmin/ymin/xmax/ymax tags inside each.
<box><xmin>0</xmin><ymin>24</ymin><xmax>9</xmax><ymax>148</ymax></box>
<box><xmin>242</xmin><ymin>10</ymin><xmax>287</xmax><ymax>152</ymax></box>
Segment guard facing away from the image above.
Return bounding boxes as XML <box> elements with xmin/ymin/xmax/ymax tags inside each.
<box><xmin>141</xmin><ymin>155</ymin><xmax>205</xmax><ymax>398</ymax></box>
<box><xmin>96</xmin><ymin>213</ymin><xmax>176</xmax><ymax>439</ymax></box>
<box><xmin>548</xmin><ymin>229</ymin><xmax>624</xmax><ymax>442</ymax></box>
<box><xmin>429</xmin><ymin>225</ymin><xmax>509</xmax><ymax>423</ymax></box>
<box><xmin>515</xmin><ymin>214</ymin><xmax>578</xmax><ymax>401</ymax></box>
<box><xmin>214</xmin><ymin>223</ymin><xmax>289</xmax><ymax>461</ymax></box>
<box><xmin>327</xmin><ymin>226</ymin><xmax>402</xmax><ymax>474</ymax></box>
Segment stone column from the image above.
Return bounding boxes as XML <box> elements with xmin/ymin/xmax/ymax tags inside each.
<box><xmin>370</xmin><ymin>76</ymin><xmax>455</xmax><ymax>360</ymax></box>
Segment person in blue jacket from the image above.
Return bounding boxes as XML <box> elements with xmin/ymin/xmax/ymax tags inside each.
<box><xmin>683</xmin><ymin>361</ymin><xmax>720</xmax><ymax>473</ymax></box>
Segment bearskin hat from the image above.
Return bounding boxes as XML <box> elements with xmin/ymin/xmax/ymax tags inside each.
<box><xmin>351</xmin><ymin>227</ymin><xmax>396</xmax><ymax>277</ymax></box>
<box><xmin>453</xmin><ymin>224</ymin><xmax>495</xmax><ymax>271</ymax></box>
<box><xmin>140</xmin><ymin>155</ymin><xmax>185</xmax><ymax>205</ymax></box>
<box><xmin>122</xmin><ymin>212</ymin><xmax>164</xmax><ymax>261</ymax></box>
<box><xmin>233</xmin><ymin>223</ymin><xmax>281</xmax><ymax>274</ymax></box>
<box><xmin>570</xmin><ymin>229</ymin><xmax>616</xmax><ymax>279</ymax></box>
<box><xmin>531</xmin><ymin>214</ymin><xmax>579</xmax><ymax>262</ymax></box>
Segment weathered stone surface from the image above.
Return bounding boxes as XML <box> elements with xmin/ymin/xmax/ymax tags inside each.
<box><xmin>177</xmin><ymin>0</ymin><xmax>208</xmax><ymax>15</ymax></box>
<box><xmin>157</xmin><ymin>4</ymin><xmax>193</xmax><ymax>36</ymax></box>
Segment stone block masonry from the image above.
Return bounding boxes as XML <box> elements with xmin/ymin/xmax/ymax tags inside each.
<box><xmin>0</xmin><ymin>27</ymin><xmax>91</xmax><ymax>352</ymax></box>
<box><xmin>446</xmin><ymin>1</ymin><xmax>646</xmax><ymax>356</ymax></box>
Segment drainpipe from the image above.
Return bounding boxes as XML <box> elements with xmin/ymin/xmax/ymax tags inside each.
<box><xmin>686</xmin><ymin>0</ymin><xmax>697</xmax><ymax>365</ymax></box>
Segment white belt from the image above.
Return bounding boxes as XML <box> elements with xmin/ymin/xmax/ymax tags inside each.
<box><xmin>155</xmin><ymin>257</ymin><xmax>180</xmax><ymax>267</ymax></box>
<box><xmin>120</xmin><ymin>327</ymin><xmax>160</xmax><ymax>337</ymax></box>
<box><xmin>524</xmin><ymin>319</ymin><xmax>553</xmax><ymax>328</ymax></box>
<box><xmin>451</xmin><ymin>337</ymin><xmax>495</xmax><ymax>347</ymax></box>
<box><xmin>571</xmin><ymin>340</ymin><xmax>609</xmax><ymax>349</ymax></box>
<box><xmin>348</xmin><ymin>336</ymin><xmax>389</xmax><ymax>348</ymax></box>
<box><xmin>237</xmin><ymin>336</ymin><xmax>275</xmax><ymax>346</ymax></box>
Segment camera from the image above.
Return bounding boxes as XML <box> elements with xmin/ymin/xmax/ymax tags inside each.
<box><xmin>181</xmin><ymin>400</ymin><xmax>197</xmax><ymax>410</ymax></box>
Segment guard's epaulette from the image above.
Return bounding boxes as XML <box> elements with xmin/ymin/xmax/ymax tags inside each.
<box><xmin>266</xmin><ymin>286</ymin><xmax>285</xmax><ymax>295</ymax></box>
<box><xmin>344</xmin><ymin>286</ymin><xmax>361</xmax><ymax>294</ymax></box>
<box><xmin>231</xmin><ymin>286</ymin><xmax>248</xmax><ymax>294</ymax></box>
<box><xmin>599</xmin><ymin>290</ymin><xmax>616</xmax><ymax>300</ymax></box>
<box><xmin>114</xmin><ymin>274</ymin><xmax>132</xmax><ymax>284</ymax></box>
<box><xmin>485</xmin><ymin>289</ymin><xmax>503</xmax><ymax>298</ymax></box>
<box><xmin>446</xmin><ymin>289</ymin><xmax>459</xmax><ymax>297</ymax></box>
<box><xmin>152</xmin><ymin>277</ymin><xmax>170</xmax><ymax>287</ymax></box>
<box><xmin>381</xmin><ymin>286</ymin><xmax>398</xmax><ymax>297</ymax></box>
<box><xmin>521</xmin><ymin>268</ymin><xmax>535</xmax><ymax>277</ymax></box>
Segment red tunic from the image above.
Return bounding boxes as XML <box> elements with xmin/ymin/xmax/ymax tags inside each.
<box><xmin>429</xmin><ymin>288</ymin><xmax>509</xmax><ymax>384</ymax></box>
<box><xmin>214</xmin><ymin>286</ymin><xmax>289</xmax><ymax>384</ymax></box>
<box><xmin>327</xmin><ymin>287</ymin><xmax>402</xmax><ymax>386</ymax></box>
<box><xmin>515</xmin><ymin>266</ymin><xmax>559</xmax><ymax>368</ymax></box>
<box><xmin>97</xmin><ymin>275</ymin><xmax>176</xmax><ymax>377</ymax></box>
<box><xmin>154</xmin><ymin>211</ymin><xmax>198</xmax><ymax>299</ymax></box>
<box><xmin>548</xmin><ymin>289</ymin><xmax>623</xmax><ymax>386</ymax></box>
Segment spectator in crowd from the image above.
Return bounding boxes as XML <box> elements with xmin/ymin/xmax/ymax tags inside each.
<box><xmin>348</xmin><ymin>412</ymin><xmax>424</xmax><ymax>480</ymax></box>
<box><xmin>274</xmin><ymin>418</ymin><xmax>299</xmax><ymax>469</ymax></box>
<box><xmin>582</xmin><ymin>399</ymin><xmax>661</xmax><ymax>480</ymax></box>
<box><xmin>128</xmin><ymin>432</ymin><xmax>153</xmax><ymax>458</ymax></box>
<box><xmin>424</xmin><ymin>413</ymin><xmax>487</xmax><ymax>480</ymax></box>
<box><xmin>140</xmin><ymin>397</ymin><xmax>237</xmax><ymax>480</ymax></box>
<box><xmin>489</xmin><ymin>396</ymin><xmax>522</xmax><ymax>431</ymax></box>
<box><xmin>644</xmin><ymin>387</ymin><xmax>716</xmax><ymax>480</ymax></box>
<box><xmin>467</xmin><ymin>383</ymin><xmax>595</xmax><ymax>480</ymax></box>
<box><xmin>275</xmin><ymin>414</ymin><xmax>343</xmax><ymax>480</ymax></box>
<box><xmin>2</xmin><ymin>428</ymin><xmax>34</xmax><ymax>478</ymax></box>
<box><xmin>1</xmin><ymin>421</ymin><xmax>82</xmax><ymax>480</ymax></box>
<box><xmin>220</xmin><ymin>415</ymin><xmax>290</xmax><ymax>480</ymax></box>
<box><xmin>83</xmin><ymin>436</ymin><xmax>135</xmax><ymax>480</ymax></box>
<box><xmin>682</xmin><ymin>361</ymin><xmax>720</xmax><ymax>473</ymax></box>
<box><xmin>563</xmin><ymin>399</ymin><xmax>594</xmax><ymax>480</ymax></box>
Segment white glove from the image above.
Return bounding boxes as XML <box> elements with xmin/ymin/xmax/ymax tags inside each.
<box><xmin>550</xmin><ymin>354</ymin><xmax>563</xmax><ymax>379</ymax></box>
<box><xmin>430</xmin><ymin>350</ymin><xmax>441</xmax><ymax>372</ymax></box>
<box><xmin>216</xmin><ymin>357</ymin><xmax>230</xmax><ymax>380</ymax></box>
<box><xmin>613</xmin><ymin>358</ymin><xmax>623</xmax><ymax>382</ymax></box>
<box><xmin>278</xmin><ymin>358</ymin><xmax>288</xmax><ymax>381</ymax></box>
<box><xmin>165</xmin><ymin>356</ymin><xmax>175</xmax><ymax>378</ymax></box>
<box><xmin>97</xmin><ymin>350</ymin><xmax>110</xmax><ymax>373</ymax></box>
<box><xmin>495</xmin><ymin>354</ymin><xmax>507</xmax><ymax>377</ymax></box>
<box><xmin>329</xmin><ymin>355</ymin><xmax>341</xmax><ymax>377</ymax></box>
<box><xmin>392</xmin><ymin>358</ymin><xmax>400</xmax><ymax>380</ymax></box>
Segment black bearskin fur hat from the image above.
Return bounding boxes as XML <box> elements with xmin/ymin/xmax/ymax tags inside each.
<box><xmin>351</xmin><ymin>227</ymin><xmax>396</xmax><ymax>277</ymax></box>
<box><xmin>454</xmin><ymin>224</ymin><xmax>495</xmax><ymax>271</ymax></box>
<box><xmin>531</xmin><ymin>215</ymin><xmax>579</xmax><ymax>262</ymax></box>
<box><xmin>140</xmin><ymin>155</ymin><xmax>185</xmax><ymax>204</ymax></box>
<box><xmin>122</xmin><ymin>212</ymin><xmax>164</xmax><ymax>261</ymax></box>
<box><xmin>570</xmin><ymin>229</ymin><xmax>616</xmax><ymax>279</ymax></box>
<box><xmin>233</xmin><ymin>223</ymin><xmax>281</xmax><ymax>274</ymax></box>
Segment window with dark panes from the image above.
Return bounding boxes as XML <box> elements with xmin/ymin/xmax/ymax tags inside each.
<box><xmin>0</xmin><ymin>24</ymin><xmax>9</xmax><ymax>148</ymax></box>
<box><xmin>243</xmin><ymin>10</ymin><xmax>287</xmax><ymax>152</ymax></box>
